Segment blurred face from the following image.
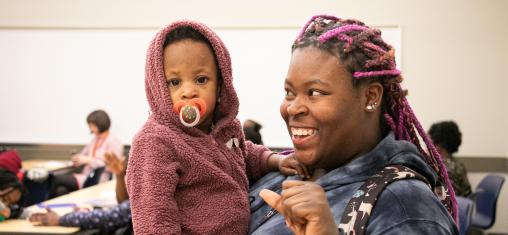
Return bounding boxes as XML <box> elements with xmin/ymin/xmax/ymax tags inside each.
<box><xmin>0</xmin><ymin>188</ymin><xmax>21</xmax><ymax>206</ymax></box>
<box><xmin>164</xmin><ymin>39</ymin><xmax>219</xmax><ymax>132</ymax></box>
<box><xmin>281</xmin><ymin>46</ymin><xmax>370</xmax><ymax>170</ymax></box>
<box><xmin>88</xmin><ymin>123</ymin><xmax>100</xmax><ymax>136</ymax></box>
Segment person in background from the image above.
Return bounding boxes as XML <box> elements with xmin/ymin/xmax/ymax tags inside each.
<box><xmin>243</xmin><ymin>119</ymin><xmax>264</xmax><ymax>145</ymax></box>
<box><xmin>428</xmin><ymin>121</ymin><xmax>472</xmax><ymax>197</ymax></box>
<box><xmin>29</xmin><ymin>152</ymin><xmax>132</xmax><ymax>234</ymax></box>
<box><xmin>0</xmin><ymin>148</ymin><xmax>22</xmax><ymax>180</ymax></box>
<box><xmin>0</xmin><ymin>168</ymin><xmax>25</xmax><ymax>221</ymax></box>
<box><xmin>49</xmin><ymin>110</ymin><xmax>123</xmax><ymax>198</ymax></box>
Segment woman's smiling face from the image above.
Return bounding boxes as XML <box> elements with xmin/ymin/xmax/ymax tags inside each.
<box><xmin>281</xmin><ymin>46</ymin><xmax>371</xmax><ymax>170</ymax></box>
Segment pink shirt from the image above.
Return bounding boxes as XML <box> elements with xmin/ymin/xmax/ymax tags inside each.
<box><xmin>74</xmin><ymin>134</ymin><xmax>123</xmax><ymax>188</ymax></box>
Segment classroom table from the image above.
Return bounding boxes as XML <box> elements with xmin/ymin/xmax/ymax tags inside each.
<box><xmin>0</xmin><ymin>180</ymin><xmax>117</xmax><ymax>235</ymax></box>
<box><xmin>22</xmin><ymin>159</ymin><xmax>73</xmax><ymax>172</ymax></box>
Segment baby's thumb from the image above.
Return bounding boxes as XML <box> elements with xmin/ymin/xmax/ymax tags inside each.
<box><xmin>259</xmin><ymin>189</ymin><xmax>283</xmax><ymax>214</ymax></box>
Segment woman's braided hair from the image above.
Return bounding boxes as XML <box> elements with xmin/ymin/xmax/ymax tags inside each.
<box><xmin>292</xmin><ymin>15</ymin><xmax>457</xmax><ymax>222</ymax></box>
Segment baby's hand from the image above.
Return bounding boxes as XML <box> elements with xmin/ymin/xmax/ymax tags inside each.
<box><xmin>278</xmin><ymin>154</ymin><xmax>311</xmax><ymax>179</ymax></box>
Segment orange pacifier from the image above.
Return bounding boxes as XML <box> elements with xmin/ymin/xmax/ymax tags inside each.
<box><xmin>173</xmin><ymin>98</ymin><xmax>207</xmax><ymax>127</ymax></box>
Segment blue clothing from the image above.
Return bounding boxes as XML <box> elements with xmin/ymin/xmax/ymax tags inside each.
<box><xmin>59</xmin><ymin>200</ymin><xmax>131</xmax><ymax>233</ymax></box>
<box><xmin>249</xmin><ymin>133</ymin><xmax>458</xmax><ymax>234</ymax></box>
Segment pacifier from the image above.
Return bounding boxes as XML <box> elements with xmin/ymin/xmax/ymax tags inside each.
<box><xmin>173</xmin><ymin>98</ymin><xmax>207</xmax><ymax>127</ymax></box>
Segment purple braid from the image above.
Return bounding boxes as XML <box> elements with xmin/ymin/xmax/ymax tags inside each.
<box><xmin>296</xmin><ymin>15</ymin><xmax>340</xmax><ymax>42</ymax></box>
<box><xmin>383</xmin><ymin>113</ymin><xmax>397</xmax><ymax>131</ymax></box>
<box><xmin>403</xmin><ymin>98</ymin><xmax>459</xmax><ymax>222</ymax></box>
<box><xmin>319</xmin><ymin>24</ymin><xmax>370</xmax><ymax>43</ymax></box>
<box><xmin>353</xmin><ymin>70</ymin><xmax>401</xmax><ymax>79</ymax></box>
<box><xmin>293</xmin><ymin>15</ymin><xmax>458</xmax><ymax>223</ymax></box>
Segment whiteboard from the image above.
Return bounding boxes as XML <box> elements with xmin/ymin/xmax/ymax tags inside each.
<box><xmin>0</xmin><ymin>27</ymin><xmax>400</xmax><ymax>147</ymax></box>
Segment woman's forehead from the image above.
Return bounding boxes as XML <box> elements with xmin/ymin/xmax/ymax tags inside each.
<box><xmin>287</xmin><ymin>47</ymin><xmax>350</xmax><ymax>85</ymax></box>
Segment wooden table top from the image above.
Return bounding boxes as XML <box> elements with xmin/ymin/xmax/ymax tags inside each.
<box><xmin>0</xmin><ymin>180</ymin><xmax>116</xmax><ymax>234</ymax></box>
<box><xmin>22</xmin><ymin>159</ymin><xmax>73</xmax><ymax>172</ymax></box>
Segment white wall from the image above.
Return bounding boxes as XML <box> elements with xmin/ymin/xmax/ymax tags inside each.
<box><xmin>0</xmin><ymin>0</ymin><xmax>507</xmax><ymax>156</ymax></box>
<box><xmin>0</xmin><ymin>0</ymin><xmax>507</xmax><ymax>233</ymax></box>
<box><xmin>0</xmin><ymin>28</ymin><xmax>400</xmax><ymax>146</ymax></box>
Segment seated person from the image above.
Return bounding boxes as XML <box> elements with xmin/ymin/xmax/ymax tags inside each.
<box><xmin>0</xmin><ymin>168</ymin><xmax>25</xmax><ymax>221</ymax></box>
<box><xmin>0</xmin><ymin>148</ymin><xmax>22</xmax><ymax>180</ymax></box>
<box><xmin>49</xmin><ymin>110</ymin><xmax>123</xmax><ymax>198</ymax></box>
<box><xmin>29</xmin><ymin>152</ymin><xmax>131</xmax><ymax>234</ymax></box>
<box><xmin>429</xmin><ymin>120</ymin><xmax>472</xmax><ymax>197</ymax></box>
<box><xmin>243</xmin><ymin>119</ymin><xmax>264</xmax><ymax>145</ymax></box>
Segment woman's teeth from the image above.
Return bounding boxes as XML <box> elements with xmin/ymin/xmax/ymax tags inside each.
<box><xmin>291</xmin><ymin>128</ymin><xmax>317</xmax><ymax>138</ymax></box>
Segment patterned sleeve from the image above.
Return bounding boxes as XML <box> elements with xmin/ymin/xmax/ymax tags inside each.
<box><xmin>59</xmin><ymin>201</ymin><xmax>131</xmax><ymax>232</ymax></box>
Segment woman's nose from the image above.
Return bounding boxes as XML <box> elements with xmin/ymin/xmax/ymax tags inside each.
<box><xmin>286</xmin><ymin>97</ymin><xmax>308</xmax><ymax>117</ymax></box>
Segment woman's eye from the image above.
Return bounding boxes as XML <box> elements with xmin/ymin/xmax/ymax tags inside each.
<box><xmin>196</xmin><ymin>76</ymin><xmax>208</xmax><ymax>85</ymax></box>
<box><xmin>285</xmin><ymin>89</ymin><xmax>295</xmax><ymax>97</ymax></box>
<box><xmin>167</xmin><ymin>79</ymin><xmax>180</xmax><ymax>87</ymax></box>
<box><xmin>309</xmin><ymin>90</ymin><xmax>323</xmax><ymax>96</ymax></box>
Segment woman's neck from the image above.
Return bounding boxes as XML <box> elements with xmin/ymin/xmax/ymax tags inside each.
<box><xmin>305</xmin><ymin>168</ymin><xmax>328</xmax><ymax>182</ymax></box>
<box><xmin>97</xmin><ymin>130</ymin><xmax>109</xmax><ymax>139</ymax></box>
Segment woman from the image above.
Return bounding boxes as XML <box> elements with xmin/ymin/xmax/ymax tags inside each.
<box><xmin>49</xmin><ymin>110</ymin><xmax>123</xmax><ymax>198</ymax></box>
<box><xmin>249</xmin><ymin>15</ymin><xmax>458</xmax><ymax>234</ymax></box>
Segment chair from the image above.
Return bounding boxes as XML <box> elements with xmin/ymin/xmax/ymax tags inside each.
<box><xmin>456</xmin><ymin>196</ymin><xmax>474</xmax><ymax>235</ymax></box>
<box><xmin>23</xmin><ymin>173</ymin><xmax>52</xmax><ymax>206</ymax></box>
<box><xmin>470</xmin><ymin>175</ymin><xmax>505</xmax><ymax>230</ymax></box>
<box><xmin>83</xmin><ymin>166</ymin><xmax>106</xmax><ymax>188</ymax></box>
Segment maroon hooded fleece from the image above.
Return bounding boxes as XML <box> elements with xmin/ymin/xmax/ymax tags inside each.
<box><xmin>126</xmin><ymin>20</ymin><xmax>272</xmax><ymax>234</ymax></box>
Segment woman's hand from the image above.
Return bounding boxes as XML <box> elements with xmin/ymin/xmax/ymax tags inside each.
<box><xmin>278</xmin><ymin>154</ymin><xmax>311</xmax><ymax>179</ymax></box>
<box><xmin>104</xmin><ymin>152</ymin><xmax>126</xmax><ymax>176</ymax></box>
<box><xmin>71</xmin><ymin>154</ymin><xmax>91</xmax><ymax>167</ymax></box>
<box><xmin>29</xmin><ymin>208</ymin><xmax>60</xmax><ymax>226</ymax></box>
<box><xmin>259</xmin><ymin>180</ymin><xmax>338</xmax><ymax>235</ymax></box>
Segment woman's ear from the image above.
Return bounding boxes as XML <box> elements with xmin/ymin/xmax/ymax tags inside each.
<box><xmin>364</xmin><ymin>82</ymin><xmax>383</xmax><ymax>112</ymax></box>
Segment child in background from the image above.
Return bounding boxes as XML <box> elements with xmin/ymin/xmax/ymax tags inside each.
<box><xmin>127</xmin><ymin>20</ymin><xmax>306</xmax><ymax>234</ymax></box>
<box><xmin>0</xmin><ymin>168</ymin><xmax>24</xmax><ymax>221</ymax></box>
<box><xmin>29</xmin><ymin>152</ymin><xmax>132</xmax><ymax>234</ymax></box>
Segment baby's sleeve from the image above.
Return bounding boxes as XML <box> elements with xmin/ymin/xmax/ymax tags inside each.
<box><xmin>127</xmin><ymin>134</ymin><xmax>182</xmax><ymax>234</ymax></box>
<box><xmin>243</xmin><ymin>140</ymin><xmax>273</xmax><ymax>183</ymax></box>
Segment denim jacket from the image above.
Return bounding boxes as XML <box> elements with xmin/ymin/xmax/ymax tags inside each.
<box><xmin>249</xmin><ymin>133</ymin><xmax>458</xmax><ymax>235</ymax></box>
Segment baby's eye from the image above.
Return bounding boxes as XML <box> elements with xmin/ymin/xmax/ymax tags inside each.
<box><xmin>167</xmin><ymin>79</ymin><xmax>180</xmax><ymax>87</ymax></box>
<box><xmin>195</xmin><ymin>76</ymin><xmax>208</xmax><ymax>85</ymax></box>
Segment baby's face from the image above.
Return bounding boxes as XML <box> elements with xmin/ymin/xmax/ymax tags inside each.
<box><xmin>163</xmin><ymin>39</ymin><xmax>219</xmax><ymax>132</ymax></box>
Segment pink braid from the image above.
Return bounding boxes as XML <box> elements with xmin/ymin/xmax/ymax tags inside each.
<box><xmin>402</xmin><ymin>97</ymin><xmax>458</xmax><ymax>223</ymax></box>
<box><xmin>363</xmin><ymin>42</ymin><xmax>386</xmax><ymax>55</ymax></box>
<box><xmin>353</xmin><ymin>70</ymin><xmax>401</xmax><ymax>79</ymax></box>
<box><xmin>319</xmin><ymin>24</ymin><xmax>370</xmax><ymax>43</ymax></box>
<box><xmin>296</xmin><ymin>15</ymin><xmax>340</xmax><ymax>42</ymax></box>
<box><xmin>384</xmin><ymin>113</ymin><xmax>397</xmax><ymax>132</ymax></box>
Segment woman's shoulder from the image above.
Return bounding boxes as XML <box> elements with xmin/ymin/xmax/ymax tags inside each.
<box><xmin>367</xmin><ymin>179</ymin><xmax>457</xmax><ymax>234</ymax></box>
